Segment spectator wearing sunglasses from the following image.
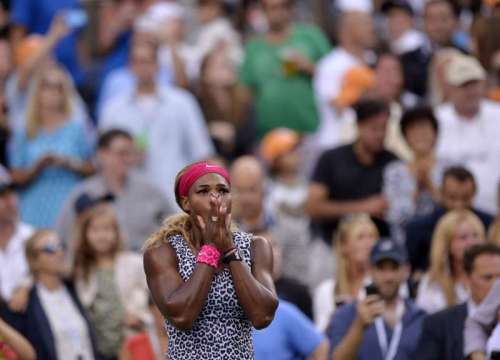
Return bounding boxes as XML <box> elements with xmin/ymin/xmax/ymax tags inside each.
<box><xmin>14</xmin><ymin>230</ymin><xmax>97</xmax><ymax>360</ymax></box>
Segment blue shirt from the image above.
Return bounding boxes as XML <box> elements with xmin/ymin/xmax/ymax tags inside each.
<box><xmin>327</xmin><ymin>299</ymin><xmax>425</xmax><ymax>360</ymax></box>
<box><xmin>11</xmin><ymin>0</ymin><xmax>84</xmax><ymax>84</ymax></box>
<box><xmin>253</xmin><ymin>300</ymin><xmax>324</xmax><ymax>360</ymax></box>
<box><xmin>10</xmin><ymin>120</ymin><xmax>92</xmax><ymax>228</ymax></box>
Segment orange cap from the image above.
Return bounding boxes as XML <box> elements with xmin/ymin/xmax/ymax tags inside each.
<box><xmin>260</xmin><ymin>128</ymin><xmax>300</xmax><ymax>165</ymax></box>
<box><xmin>336</xmin><ymin>66</ymin><xmax>375</xmax><ymax>109</ymax></box>
<box><xmin>14</xmin><ymin>35</ymin><xmax>45</xmax><ymax>68</ymax></box>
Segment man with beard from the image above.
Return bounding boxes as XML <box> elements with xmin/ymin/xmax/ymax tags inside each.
<box><xmin>328</xmin><ymin>239</ymin><xmax>425</xmax><ymax>359</ymax></box>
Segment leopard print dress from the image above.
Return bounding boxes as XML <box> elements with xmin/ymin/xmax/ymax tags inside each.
<box><xmin>165</xmin><ymin>232</ymin><xmax>254</xmax><ymax>359</ymax></box>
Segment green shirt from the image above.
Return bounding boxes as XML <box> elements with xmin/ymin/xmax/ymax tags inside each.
<box><xmin>239</xmin><ymin>24</ymin><xmax>330</xmax><ymax>137</ymax></box>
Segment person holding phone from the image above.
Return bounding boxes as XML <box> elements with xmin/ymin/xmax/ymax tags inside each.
<box><xmin>313</xmin><ymin>214</ymin><xmax>379</xmax><ymax>331</ymax></box>
<box><xmin>328</xmin><ymin>239</ymin><xmax>425</xmax><ymax>360</ymax></box>
<box><xmin>143</xmin><ymin>161</ymin><xmax>278</xmax><ymax>359</ymax></box>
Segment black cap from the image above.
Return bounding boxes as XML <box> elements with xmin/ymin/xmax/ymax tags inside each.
<box><xmin>74</xmin><ymin>193</ymin><xmax>115</xmax><ymax>215</ymax></box>
<box><xmin>381</xmin><ymin>0</ymin><xmax>414</xmax><ymax>15</ymax></box>
<box><xmin>370</xmin><ymin>238</ymin><xmax>408</xmax><ymax>265</ymax></box>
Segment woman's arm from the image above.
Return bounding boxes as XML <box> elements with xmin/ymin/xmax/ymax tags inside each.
<box><xmin>143</xmin><ymin>243</ymin><xmax>216</xmax><ymax>331</ymax></box>
<box><xmin>60</xmin><ymin>158</ymin><xmax>96</xmax><ymax>177</ymax></box>
<box><xmin>10</xmin><ymin>155</ymin><xmax>57</xmax><ymax>186</ymax></box>
<box><xmin>227</xmin><ymin>235</ymin><xmax>278</xmax><ymax>329</ymax></box>
<box><xmin>0</xmin><ymin>317</ymin><xmax>36</xmax><ymax>360</ymax></box>
<box><xmin>17</xmin><ymin>15</ymin><xmax>69</xmax><ymax>93</ymax></box>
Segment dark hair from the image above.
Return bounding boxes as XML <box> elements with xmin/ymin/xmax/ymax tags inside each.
<box><xmin>353</xmin><ymin>98</ymin><xmax>390</xmax><ymax>124</ymax></box>
<box><xmin>464</xmin><ymin>243</ymin><xmax>500</xmax><ymax>275</ymax></box>
<box><xmin>374</xmin><ymin>45</ymin><xmax>398</xmax><ymax>65</ymax></box>
<box><xmin>442</xmin><ymin>166</ymin><xmax>476</xmax><ymax>188</ymax></box>
<box><xmin>97</xmin><ymin>129</ymin><xmax>133</xmax><ymax>149</ymax></box>
<box><xmin>400</xmin><ymin>106</ymin><xmax>439</xmax><ymax>138</ymax></box>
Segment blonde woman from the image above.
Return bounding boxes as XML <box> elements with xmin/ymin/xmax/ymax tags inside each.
<box><xmin>21</xmin><ymin>230</ymin><xmax>97</xmax><ymax>360</ymax></box>
<box><xmin>9</xmin><ymin>64</ymin><xmax>94</xmax><ymax>228</ymax></box>
<box><xmin>72</xmin><ymin>205</ymin><xmax>149</xmax><ymax>360</ymax></box>
<box><xmin>416</xmin><ymin>209</ymin><xmax>486</xmax><ymax>314</ymax></box>
<box><xmin>312</xmin><ymin>214</ymin><xmax>378</xmax><ymax>331</ymax></box>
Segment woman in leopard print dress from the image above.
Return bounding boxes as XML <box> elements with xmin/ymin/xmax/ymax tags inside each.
<box><xmin>143</xmin><ymin>162</ymin><xmax>278</xmax><ymax>359</ymax></box>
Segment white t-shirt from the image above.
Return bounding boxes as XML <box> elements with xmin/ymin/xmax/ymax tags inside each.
<box><xmin>313</xmin><ymin>278</ymin><xmax>369</xmax><ymax>331</ymax></box>
<box><xmin>415</xmin><ymin>274</ymin><xmax>469</xmax><ymax>314</ymax></box>
<box><xmin>313</xmin><ymin>48</ymin><xmax>363</xmax><ymax>149</ymax></box>
<box><xmin>38</xmin><ymin>284</ymin><xmax>95</xmax><ymax>360</ymax></box>
<box><xmin>435</xmin><ymin>100</ymin><xmax>500</xmax><ymax>214</ymax></box>
<box><xmin>0</xmin><ymin>222</ymin><xmax>33</xmax><ymax>301</ymax></box>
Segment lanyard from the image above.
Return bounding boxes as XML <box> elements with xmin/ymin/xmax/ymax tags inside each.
<box><xmin>375</xmin><ymin>301</ymin><xmax>404</xmax><ymax>360</ymax></box>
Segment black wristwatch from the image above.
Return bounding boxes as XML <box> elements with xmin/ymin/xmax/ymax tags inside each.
<box><xmin>222</xmin><ymin>248</ymin><xmax>243</xmax><ymax>264</ymax></box>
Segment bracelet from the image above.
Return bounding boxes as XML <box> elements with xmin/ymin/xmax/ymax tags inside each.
<box><xmin>196</xmin><ymin>245</ymin><xmax>221</xmax><ymax>269</ymax></box>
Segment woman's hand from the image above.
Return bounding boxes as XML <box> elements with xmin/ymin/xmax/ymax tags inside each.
<box><xmin>8</xmin><ymin>286</ymin><xmax>30</xmax><ymax>313</ymax></box>
<box><xmin>195</xmin><ymin>194</ymin><xmax>234</xmax><ymax>253</ymax></box>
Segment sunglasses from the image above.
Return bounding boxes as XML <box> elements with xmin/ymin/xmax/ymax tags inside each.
<box><xmin>37</xmin><ymin>243</ymin><xmax>62</xmax><ymax>255</ymax></box>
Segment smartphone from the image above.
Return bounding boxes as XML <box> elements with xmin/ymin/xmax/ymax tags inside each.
<box><xmin>64</xmin><ymin>9</ymin><xmax>88</xmax><ymax>29</ymax></box>
<box><xmin>365</xmin><ymin>284</ymin><xmax>379</xmax><ymax>296</ymax></box>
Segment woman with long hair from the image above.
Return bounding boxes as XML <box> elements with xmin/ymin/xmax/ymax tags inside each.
<box><xmin>72</xmin><ymin>205</ymin><xmax>149</xmax><ymax>360</ymax></box>
<box><xmin>21</xmin><ymin>230</ymin><xmax>96</xmax><ymax>360</ymax></box>
<box><xmin>416</xmin><ymin>209</ymin><xmax>486</xmax><ymax>314</ymax></box>
<box><xmin>313</xmin><ymin>214</ymin><xmax>378</xmax><ymax>330</ymax></box>
<box><xmin>197</xmin><ymin>49</ymin><xmax>242</xmax><ymax>160</ymax></box>
<box><xmin>143</xmin><ymin>161</ymin><xmax>278</xmax><ymax>359</ymax></box>
<box><xmin>9</xmin><ymin>64</ymin><xmax>94</xmax><ymax>228</ymax></box>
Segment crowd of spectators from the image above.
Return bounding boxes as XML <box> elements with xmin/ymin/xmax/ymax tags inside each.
<box><xmin>0</xmin><ymin>0</ymin><xmax>500</xmax><ymax>359</ymax></box>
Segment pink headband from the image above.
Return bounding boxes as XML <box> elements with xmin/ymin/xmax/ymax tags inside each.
<box><xmin>177</xmin><ymin>162</ymin><xmax>231</xmax><ymax>198</ymax></box>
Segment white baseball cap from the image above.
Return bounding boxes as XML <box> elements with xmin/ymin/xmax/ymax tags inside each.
<box><xmin>446</xmin><ymin>55</ymin><xmax>486</xmax><ymax>86</ymax></box>
<box><xmin>135</xmin><ymin>1</ymin><xmax>185</xmax><ymax>33</ymax></box>
<box><xmin>337</xmin><ymin>0</ymin><xmax>373</xmax><ymax>13</ymax></box>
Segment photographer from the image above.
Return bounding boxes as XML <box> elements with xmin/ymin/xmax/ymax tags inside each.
<box><xmin>327</xmin><ymin>239</ymin><xmax>425</xmax><ymax>360</ymax></box>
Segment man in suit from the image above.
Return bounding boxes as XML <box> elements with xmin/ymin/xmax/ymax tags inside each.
<box><xmin>416</xmin><ymin>243</ymin><xmax>500</xmax><ymax>360</ymax></box>
<box><xmin>405</xmin><ymin>166</ymin><xmax>493</xmax><ymax>274</ymax></box>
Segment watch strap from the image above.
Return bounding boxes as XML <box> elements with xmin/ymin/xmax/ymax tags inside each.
<box><xmin>222</xmin><ymin>248</ymin><xmax>242</xmax><ymax>264</ymax></box>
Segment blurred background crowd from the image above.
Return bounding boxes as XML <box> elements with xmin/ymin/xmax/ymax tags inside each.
<box><xmin>0</xmin><ymin>0</ymin><xmax>500</xmax><ymax>359</ymax></box>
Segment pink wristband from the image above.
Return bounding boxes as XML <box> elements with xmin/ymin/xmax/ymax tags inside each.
<box><xmin>196</xmin><ymin>245</ymin><xmax>221</xmax><ymax>268</ymax></box>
